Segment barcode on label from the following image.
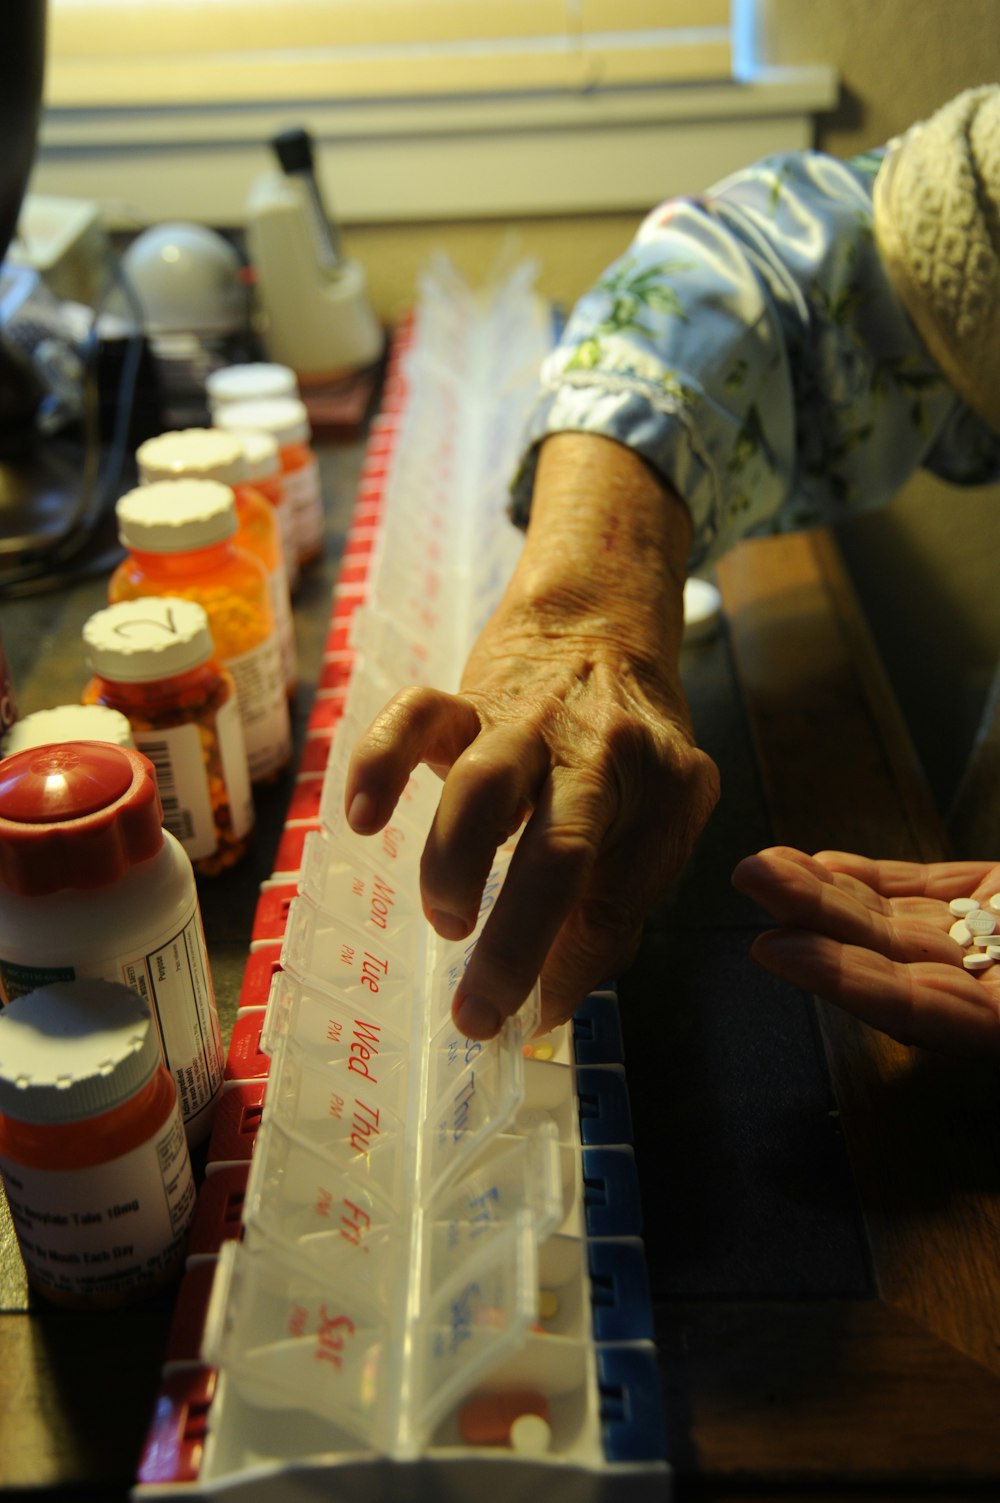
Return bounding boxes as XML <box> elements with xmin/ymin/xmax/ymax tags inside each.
<box><xmin>143</xmin><ymin>739</ymin><xmax>195</xmax><ymax>844</ymax></box>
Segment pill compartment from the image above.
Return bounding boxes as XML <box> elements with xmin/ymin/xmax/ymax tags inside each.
<box><xmin>260</xmin><ymin>968</ymin><xmax>409</xmax><ymax>1077</ymax></box>
<box><xmin>426</xmin><ymin>1330</ymin><xmax>601</xmax><ymax>1468</ymax></box>
<box><xmin>241</xmin><ymin>1114</ymin><xmax>403</xmax><ymax>1293</ymax></box>
<box><xmin>136</xmin><ymin>263</ymin><xmax>665</xmax><ymax>1499</ymax></box>
<box><xmin>201</xmin><ymin>1235</ymin><xmax>392</xmax><ymax>1447</ymax></box>
<box><xmin>280</xmin><ymin>900</ymin><xmax>417</xmax><ymax>1037</ymax></box>
<box><xmin>296</xmin><ymin>827</ymin><xmax>421</xmax><ymax>957</ymax></box>
<box><xmin>261</xmin><ymin>1041</ymin><xmax>409</xmax><ymax>1205</ymax></box>
<box><xmin>535</xmin><ymin>1236</ymin><xmax>591</xmax><ymax>1341</ymax></box>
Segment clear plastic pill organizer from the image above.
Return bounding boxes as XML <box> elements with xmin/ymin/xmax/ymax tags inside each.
<box><xmin>135</xmin><ymin>258</ymin><xmax>669</xmax><ymax>1502</ymax></box>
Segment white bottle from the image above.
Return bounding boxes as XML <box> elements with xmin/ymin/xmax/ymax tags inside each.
<box><xmin>0</xmin><ymin>741</ymin><xmax>223</xmax><ymax>1147</ymax></box>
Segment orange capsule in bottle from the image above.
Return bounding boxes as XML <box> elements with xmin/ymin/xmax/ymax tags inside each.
<box><xmin>215</xmin><ymin>396</ymin><xmax>324</xmax><ymax>568</ymax></box>
<box><xmin>82</xmin><ymin>595</ymin><xmax>255</xmax><ymax>877</ymax></box>
<box><xmin>109</xmin><ymin>478</ymin><xmax>292</xmax><ymax>786</ymax></box>
<box><xmin>136</xmin><ymin>428</ymin><xmax>298</xmax><ymax>696</ymax></box>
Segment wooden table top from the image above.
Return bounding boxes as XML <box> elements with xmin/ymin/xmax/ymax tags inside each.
<box><xmin>1</xmin><ymin>520</ymin><xmax>998</xmax><ymax>1500</ymax></box>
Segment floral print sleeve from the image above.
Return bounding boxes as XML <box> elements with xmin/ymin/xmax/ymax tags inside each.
<box><xmin>508</xmin><ymin>149</ymin><xmax>1000</xmax><ymax>569</ymax></box>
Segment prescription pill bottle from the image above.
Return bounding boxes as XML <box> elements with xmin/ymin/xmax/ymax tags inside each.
<box><xmin>3</xmin><ymin>703</ymin><xmax>136</xmax><ymax>756</ymax></box>
<box><xmin>109</xmin><ymin>478</ymin><xmax>292</xmax><ymax>785</ymax></box>
<box><xmin>0</xmin><ymin>741</ymin><xmax>223</xmax><ymax>1147</ymax></box>
<box><xmin>82</xmin><ymin>596</ymin><xmax>255</xmax><ymax>877</ymax></box>
<box><xmin>239</xmin><ymin>425</ymin><xmax>300</xmax><ymax>595</ymax></box>
<box><xmin>136</xmin><ymin>428</ymin><xmax>298</xmax><ymax>697</ymax></box>
<box><xmin>0</xmin><ymin>979</ymin><xmax>196</xmax><ymax>1308</ymax></box>
<box><xmin>205</xmin><ymin>361</ymin><xmax>297</xmax><ymax>411</ymax></box>
<box><xmin>216</xmin><ymin>396</ymin><xmax>324</xmax><ymax>567</ymax></box>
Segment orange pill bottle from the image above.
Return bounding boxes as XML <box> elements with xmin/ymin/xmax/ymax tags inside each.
<box><xmin>239</xmin><ymin>426</ymin><xmax>300</xmax><ymax>595</ymax></box>
<box><xmin>216</xmin><ymin>396</ymin><xmax>324</xmax><ymax>567</ymax></box>
<box><xmin>0</xmin><ymin>978</ymin><xmax>196</xmax><ymax>1308</ymax></box>
<box><xmin>136</xmin><ymin>428</ymin><xmax>298</xmax><ymax>695</ymax></box>
<box><xmin>82</xmin><ymin>596</ymin><xmax>255</xmax><ymax>877</ymax></box>
<box><xmin>109</xmin><ymin>479</ymin><xmax>292</xmax><ymax>786</ymax></box>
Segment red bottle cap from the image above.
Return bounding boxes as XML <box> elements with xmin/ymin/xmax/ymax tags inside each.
<box><xmin>0</xmin><ymin>742</ymin><xmax>164</xmax><ymax>895</ymax></box>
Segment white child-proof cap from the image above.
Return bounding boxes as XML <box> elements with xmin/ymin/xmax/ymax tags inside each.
<box><xmin>0</xmin><ymin>980</ymin><xmax>161</xmax><ymax>1124</ymax></box>
<box><xmin>116</xmin><ymin>478</ymin><xmax>238</xmax><ymax>552</ymax></box>
<box><xmin>2</xmin><ymin>703</ymin><xmax>136</xmax><ymax>755</ymax></box>
<box><xmin>237</xmin><ymin>428</ymin><xmax>281</xmax><ymax>483</ymax></box>
<box><xmin>136</xmin><ymin>428</ymin><xmax>247</xmax><ymax>487</ymax></box>
<box><xmin>206</xmin><ymin>362</ymin><xmax>298</xmax><ymax>407</ymax></box>
<box><xmin>83</xmin><ymin>596</ymin><xmax>215</xmax><ymax>682</ymax></box>
<box><xmin>215</xmin><ymin>396</ymin><xmax>311</xmax><ymax>448</ymax></box>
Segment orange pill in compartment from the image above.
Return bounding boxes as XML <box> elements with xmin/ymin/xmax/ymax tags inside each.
<box><xmin>457</xmin><ymin>1390</ymin><xmax>551</xmax><ymax>1448</ymax></box>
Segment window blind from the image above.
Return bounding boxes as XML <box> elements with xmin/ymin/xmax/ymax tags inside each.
<box><xmin>47</xmin><ymin>0</ymin><xmax>734</xmax><ymax>108</ymax></box>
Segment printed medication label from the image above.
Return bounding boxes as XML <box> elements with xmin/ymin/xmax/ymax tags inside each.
<box><xmin>283</xmin><ymin>455</ymin><xmax>324</xmax><ymax>558</ymax></box>
<box><xmin>0</xmin><ymin>899</ymin><xmax>223</xmax><ymax>1145</ymax></box>
<box><xmin>226</xmin><ymin>637</ymin><xmax>291</xmax><ymax>781</ymax></box>
<box><xmin>135</xmin><ymin>722</ymin><xmax>218</xmax><ymax>860</ymax></box>
<box><xmin>0</xmin><ymin>1100</ymin><xmax>195</xmax><ymax>1303</ymax></box>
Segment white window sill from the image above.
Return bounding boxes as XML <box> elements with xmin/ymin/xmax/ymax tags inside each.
<box><xmin>32</xmin><ymin>64</ymin><xmax>837</xmax><ymax>228</ymax></box>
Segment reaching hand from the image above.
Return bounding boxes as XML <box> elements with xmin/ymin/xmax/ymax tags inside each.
<box><xmin>731</xmin><ymin>846</ymin><xmax>1000</xmax><ymax>1055</ymax></box>
<box><xmin>346</xmin><ymin>607</ymin><xmax>718</xmax><ymax>1040</ymax></box>
<box><xmin>345</xmin><ymin>432</ymin><xmax>720</xmax><ymax>1040</ymax></box>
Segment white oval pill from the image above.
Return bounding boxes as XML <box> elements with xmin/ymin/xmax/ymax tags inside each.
<box><xmin>949</xmin><ymin>919</ymin><xmax>973</xmax><ymax>947</ymax></box>
<box><xmin>965</xmin><ymin>909</ymin><xmax>997</xmax><ymax>936</ymax></box>
<box><xmin>989</xmin><ymin>894</ymin><xmax>1000</xmax><ymax>914</ymax></box>
<box><xmin>509</xmin><ymin>1413</ymin><xmax>552</xmax><ymax>1456</ymax></box>
<box><xmin>949</xmin><ymin>897</ymin><xmax>980</xmax><ymax>917</ymax></box>
<box><xmin>963</xmin><ymin>952</ymin><xmax>994</xmax><ymax>970</ymax></box>
<box><xmin>987</xmin><ymin>944</ymin><xmax>1000</xmax><ymax>959</ymax></box>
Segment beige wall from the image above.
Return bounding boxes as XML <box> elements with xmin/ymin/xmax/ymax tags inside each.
<box><xmin>751</xmin><ymin>0</ymin><xmax>999</xmax><ymax>155</ymax></box>
<box><xmin>750</xmin><ymin>0</ymin><xmax>1000</xmax><ymax>820</ymax></box>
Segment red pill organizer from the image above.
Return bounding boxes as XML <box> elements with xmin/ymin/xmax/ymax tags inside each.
<box><xmin>0</xmin><ymin>743</ymin><xmax>223</xmax><ymax>1148</ymax></box>
<box><xmin>0</xmin><ymin>979</ymin><xmax>196</xmax><ymax>1308</ymax></box>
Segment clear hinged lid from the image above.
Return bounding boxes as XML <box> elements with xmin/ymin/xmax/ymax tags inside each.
<box><xmin>200</xmin><ymin>258</ymin><xmax>563</xmax><ymax>1473</ymax></box>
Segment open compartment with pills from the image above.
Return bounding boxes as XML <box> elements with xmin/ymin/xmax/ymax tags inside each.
<box><xmin>135</xmin><ymin>263</ymin><xmax>668</xmax><ymax>1502</ymax></box>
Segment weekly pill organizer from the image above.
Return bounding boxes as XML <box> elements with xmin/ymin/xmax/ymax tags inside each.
<box><xmin>134</xmin><ymin>259</ymin><xmax>670</xmax><ymax>1502</ymax></box>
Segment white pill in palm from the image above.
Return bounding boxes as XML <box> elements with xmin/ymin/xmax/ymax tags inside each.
<box><xmin>963</xmin><ymin>952</ymin><xmax>994</xmax><ymax>971</ymax></box>
<box><xmin>949</xmin><ymin>919</ymin><xmax>973</xmax><ymax>947</ymax></box>
<box><xmin>950</xmin><ymin>897</ymin><xmax>980</xmax><ymax>917</ymax></box>
<box><xmin>965</xmin><ymin>909</ymin><xmax>997</xmax><ymax>936</ymax></box>
<box><xmin>987</xmin><ymin>944</ymin><xmax>1000</xmax><ymax>959</ymax></box>
<box><xmin>989</xmin><ymin>894</ymin><xmax>1000</xmax><ymax>914</ymax></box>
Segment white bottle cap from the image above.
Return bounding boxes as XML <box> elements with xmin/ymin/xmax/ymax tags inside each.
<box><xmin>237</xmin><ymin>429</ymin><xmax>281</xmax><ymax>484</ymax></box>
<box><xmin>116</xmin><ymin>479</ymin><xmax>238</xmax><ymax>552</ymax></box>
<box><xmin>136</xmin><ymin>428</ymin><xmax>246</xmax><ymax>487</ymax></box>
<box><xmin>2</xmin><ymin>703</ymin><xmax>136</xmax><ymax>756</ymax></box>
<box><xmin>215</xmin><ymin>396</ymin><xmax>311</xmax><ymax>448</ymax></box>
<box><xmin>206</xmin><ymin>362</ymin><xmax>298</xmax><ymax>407</ymax></box>
<box><xmin>0</xmin><ymin>980</ymin><xmax>161</xmax><ymax>1124</ymax></box>
<box><xmin>83</xmin><ymin>597</ymin><xmax>214</xmax><ymax>682</ymax></box>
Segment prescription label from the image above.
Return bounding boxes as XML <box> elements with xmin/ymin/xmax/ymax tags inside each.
<box><xmin>0</xmin><ymin>902</ymin><xmax>223</xmax><ymax>1147</ymax></box>
<box><xmin>215</xmin><ymin>693</ymin><xmax>255</xmax><ymax>840</ymax></box>
<box><xmin>120</xmin><ymin>902</ymin><xmax>224</xmax><ymax>1146</ymax></box>
<box><xmin>283</xmin><ymin>455</ymin><xmax>324</xmax><ymax>558</ymax></box>
<box><xmin>0</xmin><ymin>1101</ymin><xmax>196</xmax><ymax>1304</ymax></box>
<box><xmin>135</xmin><ymin>722</ymin><xmax>217</xmax><ymax>860</ymax></box>
<box><xmin>226</xmin><ymin>636</ymin><xmax>291</xmax><ymax>781</ymax></box>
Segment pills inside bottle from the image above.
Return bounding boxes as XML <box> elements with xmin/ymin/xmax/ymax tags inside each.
<box><xmin>82</xmin><ymin>595</ymin><xmax>255</xmax><ymax>876</ymax></box>
<box><xmin>0</xmin><ymin>979</ymin><xmax>196</xmax><ymax>1308</ymax></box>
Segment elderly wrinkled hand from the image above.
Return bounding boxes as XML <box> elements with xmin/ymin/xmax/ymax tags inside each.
<box><xmin>346</xmin><ymin>607</ymin><xmax>718</xmax><ymax>1040</ymax></box>
<box><xmin>345</xmin><ymin>432</ymin><xmax>720</xmax><ymax>1041</ymax></box>
<box><xmin>732</xmin><ymin>846</ymin><xmax>1000</xmax><ymax>1055</ymax></box>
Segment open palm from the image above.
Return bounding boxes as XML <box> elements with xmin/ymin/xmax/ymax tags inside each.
<box><xmin>731</xmin><ymin>846</ymin><xmax>1000</xmax><ymax>1055</ymax></box>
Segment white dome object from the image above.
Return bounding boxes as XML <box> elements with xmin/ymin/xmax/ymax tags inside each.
<box><xmin>120</xmin><ymin>223</ymin><xmax>247</xmax><ymax>336</ymax></box>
